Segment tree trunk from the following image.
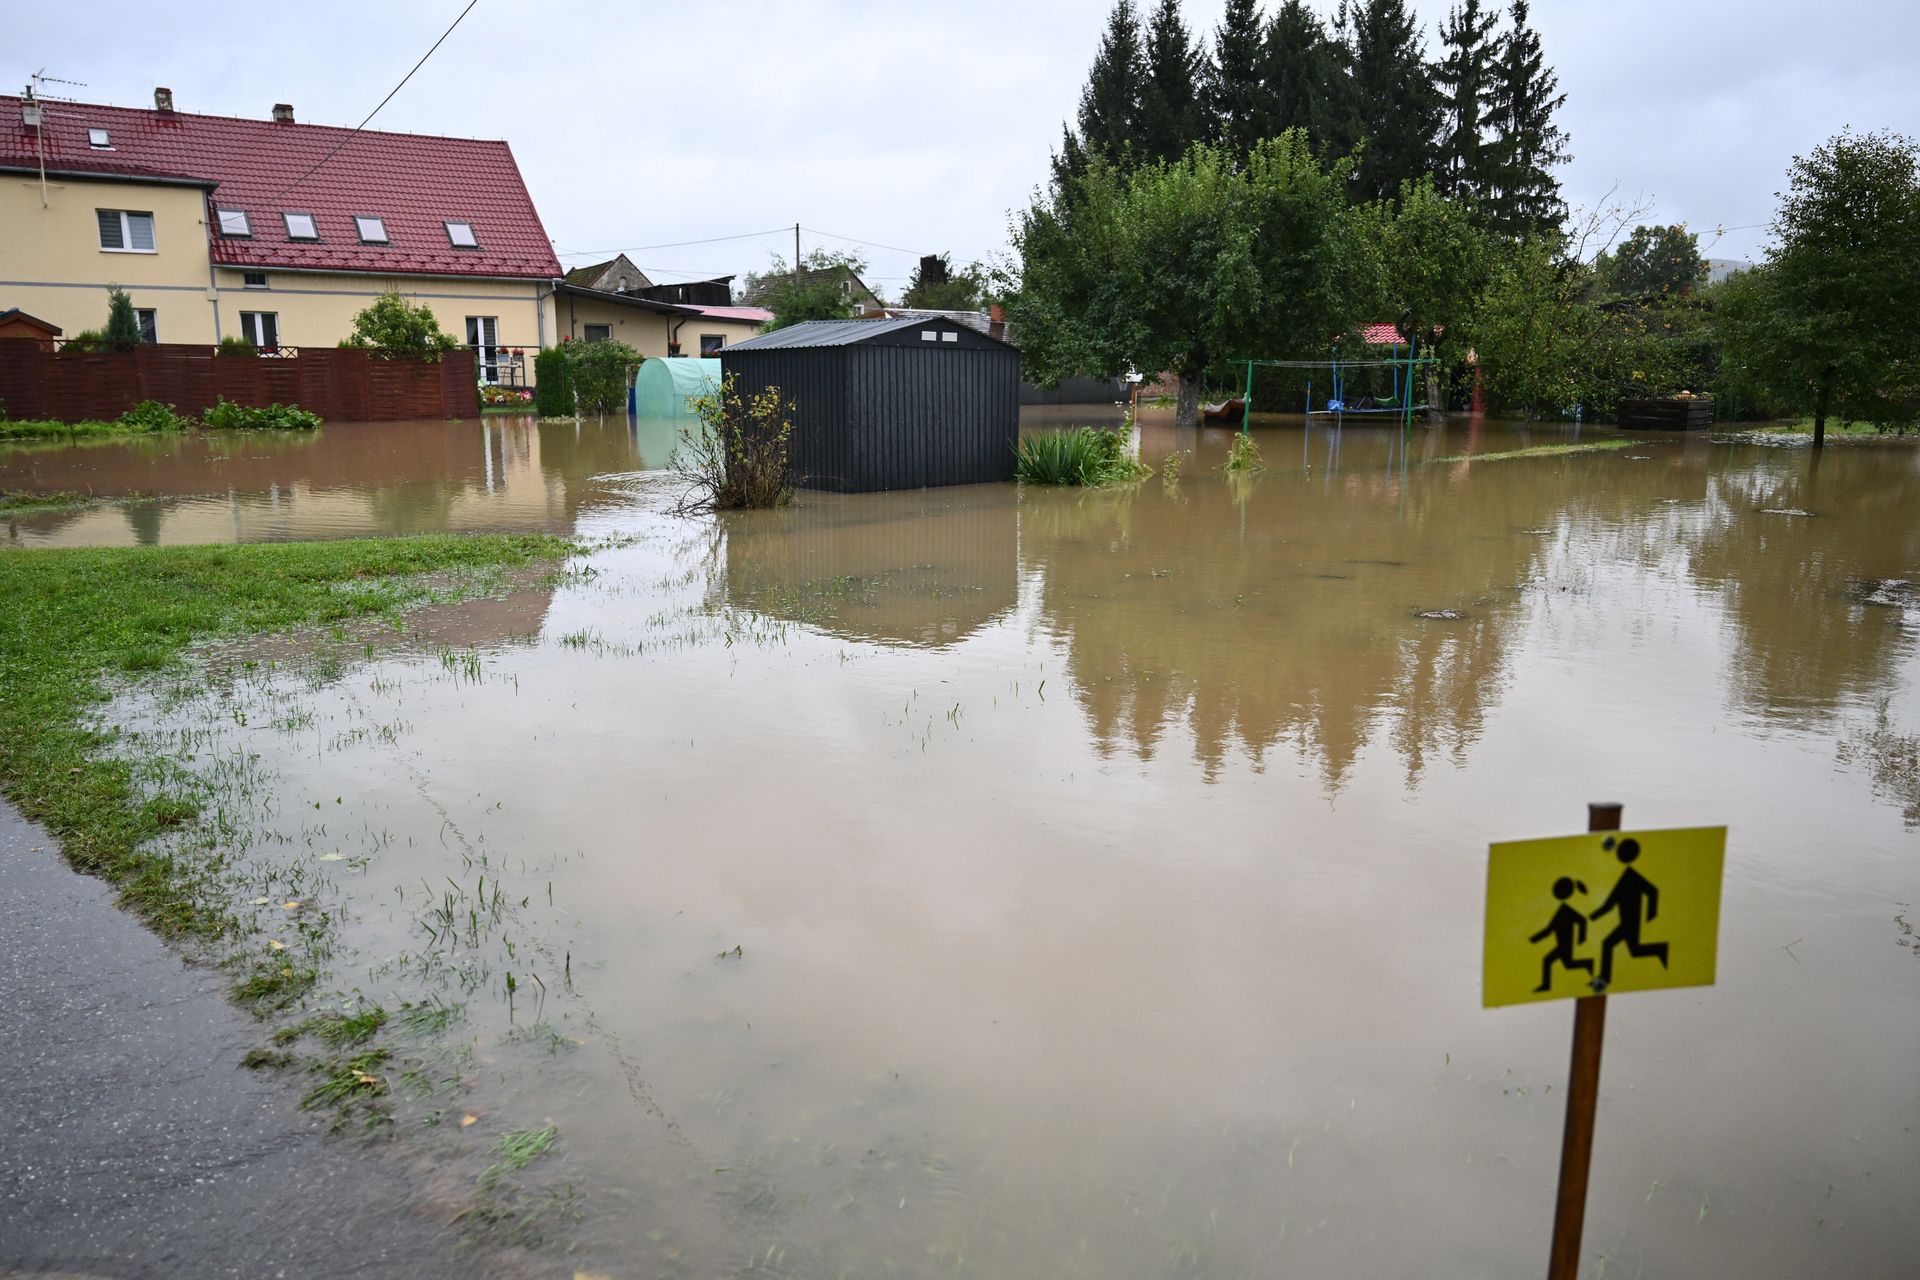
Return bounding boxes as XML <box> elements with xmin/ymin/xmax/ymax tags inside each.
<box><xmin>1426</xmin><ymin>368</ymin><xmax>1444</xmax><ymax>427</ymax></box>
<box><xmin>1175</xmin><ymin>369</ymin><xmax>1202</xmax><ymax>431</ymax></box>
<box><xmin>1812</xmin><ymin>369</ymin><xmax>1830</xmax><ymax>451</ymax></box>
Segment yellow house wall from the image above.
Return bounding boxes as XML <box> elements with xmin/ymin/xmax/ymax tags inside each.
<box><xmin>210</xmin><ymin>268</ymin><xmax>552</xmax><ymax>353</ymax></box>
<box><xmin>684</xmin><ymin>318</ymin><xmax>767</xmax><ymax>354</ymax></box>
<box><xmin>1</xmin><ymin>173</ymin><xmax>219</xmax><ymax>341</ymax></box>
<box><xmin>553</xmin><ymin>294</ymin><xmax>675</xmax><ymax>354</ymax></box>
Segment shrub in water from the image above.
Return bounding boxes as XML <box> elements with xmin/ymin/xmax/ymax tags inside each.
<box><xmin>1015</xmin><ymin>427</ymin><xmax>1149</xmax><ymax>485</ymax></box>
<box><xmin>566</xmin><ymin>340</ymin><xmax>642</xmax><ymax>415</ymax></box>
<box><xmin>671</xmin><ymin>374</ymin><xmax>797</xmax><ymax>511</ymax></box>
<box><xmin>115</xmin><ymin>400</ymin><xmax>193</xmax><ymax>432</ymax></box>
<box><xmin>533</xmin><ymin>346</ymin><xmax>574</xmax><ymax>416</ymax></box>
<box><xmin>202</xmin><ymin>398</ymin><xmax>321</xmax><ymax>430</ymax></box>
<box><xmin>1222</xmin><ymin>432</ymin><xmax>1264</xmax><ymax>473</ymax></box>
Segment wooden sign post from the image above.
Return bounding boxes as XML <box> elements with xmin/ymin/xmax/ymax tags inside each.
<box><xmin>1483</xmin><ymin>805</ymin><xmax>1727</xmax><ymax>1280</ymax></box>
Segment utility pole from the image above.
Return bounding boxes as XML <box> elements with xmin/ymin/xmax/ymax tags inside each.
<box><xmin>794</xmin><ymin>224</ymin><xmax>801</xmax><ymax>289</ymax></box>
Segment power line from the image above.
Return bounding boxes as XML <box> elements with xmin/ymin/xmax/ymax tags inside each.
<box><xmin>554</xmin><ymin>226</ymin><xmax>795</xmax><ymax>258</ymax></box>
<box><xmin>802</xmin><ymin>225</ymin><xmax>923</xmax><ymax>257</ymax></box>
<box><xmin>274</xmin><ymin>0</ymin><xmax>480</xmax><ymax>200</ymax></box>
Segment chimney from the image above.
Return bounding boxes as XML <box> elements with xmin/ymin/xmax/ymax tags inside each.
<box><xmin>272</xmin><ymin>103</ymin><xmax>294</xmax><ymax>123</ymax></box>
<box><xmin>154</xmin><ymin>87</ymin><xmax>174</xmax><ymax>113</ymax></box>
<box><xmin>989</xmin><ymin>303</ymin><xmax>1005</xmax><ymax>324</ymax></box>
<box><xmin>20</xmin><ymin>96</ymin><xmax>41</xmax><ymax>128</ymax></box>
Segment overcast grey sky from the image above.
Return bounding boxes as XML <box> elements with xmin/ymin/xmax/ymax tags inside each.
<box><xmin>12</xmin><ymin>1</ymin><xmax>1918</xmax><ymax>293</ymax></box>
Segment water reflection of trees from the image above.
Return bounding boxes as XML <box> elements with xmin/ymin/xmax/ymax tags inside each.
<box><xmin>1679</xmin><ymin>453</ymin><xmax>1920</xmax><ymax>720</ymax></box>
<box><xmin>719</xmin><ymin>488</ymin><xmax>1019</xmax><ymax>648</ymax></box>
<box><xmin>1020</xmin><ymin>428</ymin><xmax>1729</xmax><ymax>786</ymax></box>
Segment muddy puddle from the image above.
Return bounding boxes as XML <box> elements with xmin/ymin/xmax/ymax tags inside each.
<box><xmin>84</xmin><ymin>416</ymin><xmax>1920</xmax><ymax>1275</ymax></box>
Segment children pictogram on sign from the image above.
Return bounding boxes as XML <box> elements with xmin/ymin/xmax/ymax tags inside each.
<box><xmin>1529</xmin><ymin>876</ymin><xmax>1594</xmax><ymax>993</ymax></box>
<box><xmin>1483</xmin><ymin>826</ymin><xmax>1724</xmax><ymax>1008</ymax></box>
<box><xmin>1590</xmin><ymin>837</ymin><xmax>1670</xmax><ymax>989</ymax></box>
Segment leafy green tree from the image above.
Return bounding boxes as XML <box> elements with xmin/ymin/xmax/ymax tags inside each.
<box><xmin>1597</xmin><ymin>224</ymin><xmax>1706</xmax><ymax>298</ymax></box>
<box><xmin>1361</xmin><ymin>178</ymin><xmax>1491</xmax><ymax>413</ymax></box>
<box><xmin>1139</xmin><ymin>0</ymin><xmax>1204</xmax><ymax>164</ymax></box>
<box><xmin>1720</xmin><ymin>130</ymin><xmax>1920</xmax><ymax>447</ymax></box>
<box><xmin>104</xmin><ymin>286</ymin><xmax>143</xmax><ymax>346</ymax></box>
<box><xmin>1434</xmin><ymin>0</ymin><xmax>1500</xmax><ymax>200</ymax></box>
<box><xmin>1460</xmin><ymin>234</ymin><xmax>1590</xmax><ymax>418</ymax></box>
<box><xmin>1055</xmin><ymin>0</ymin><xmax>1146</xmax><ymax>188</ymax></box>
<box><xmin>341</xmin><ymin>292</ymin><xmax>458</xmax><ymax>358</ymax></box>
<box><xmin>1340</xmin><ymin>0</ymin><xmax>1442</xmax><ymax>203</ymax></box>
<box><xmin>1011</xmin><ymin>133</ymin><xmax>1366</xmax><ymax>429</ymax></box>
<box><xmin>903</xmin><ymin>254</ymin><xmax>986</xmax><ymax>311</ymax></box>
<box><xmin>747</xmin><ymin>249</ymin><xmax>871</xmax><ymax>331</ymax></box>
<box><xmin>1483</xmin><ymin>0</ymin><xmax>1569</xmax><ymax>238</ymax></box>
<box><xmin>1264</xmin><ymin>0</ymin><xmax>1352</xmax><ymax>156</ymax></box>
<box><xmin>1206</xmin><ymin>0</ymin><xmax>1271</xmax><ymax>154</ymax></box>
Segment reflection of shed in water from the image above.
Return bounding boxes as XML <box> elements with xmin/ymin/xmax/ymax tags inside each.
<box><xmin>720</xmin><ymin>488</ymin><xmax>1018</xmax><ymax>647</ymax></box>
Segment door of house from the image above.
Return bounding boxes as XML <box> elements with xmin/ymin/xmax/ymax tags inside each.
<box><xmin>466</xmin><ymin>316</ymin><xmax>499</xmax><ymax>383</ymax></box>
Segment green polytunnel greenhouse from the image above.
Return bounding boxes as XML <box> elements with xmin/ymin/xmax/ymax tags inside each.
<box><xmin>631</xmin><ymin>357</ymin><xmax>721</xmax><ymax>418</ymax></box>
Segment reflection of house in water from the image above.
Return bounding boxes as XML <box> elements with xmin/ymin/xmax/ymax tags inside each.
<box><xmin>1</xmin><ymin>418</ymin><xmax>654</xmax><ymax>547</ymax></box>
<box><xmin>720</xmin><ymin>487</ymin><xmax>1018</xmax><ymax>648</ymax></box>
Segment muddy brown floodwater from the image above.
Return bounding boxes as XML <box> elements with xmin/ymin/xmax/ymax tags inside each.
<box><xmin>35</xmin><ymin>412</ymin><xmax>1920</xmax><ymax>1276</ymax></box>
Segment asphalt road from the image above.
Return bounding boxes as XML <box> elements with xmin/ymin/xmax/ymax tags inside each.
<box><xmin>0</xmin><ymin>802</ymin><xmax>491</xmax><ymax>1280</ymax></box>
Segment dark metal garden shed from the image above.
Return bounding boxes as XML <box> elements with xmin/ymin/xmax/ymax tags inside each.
<box><xmin>719</xmin><ymin>316</ymin><xmax>1020</xmax><ymax>493</ymax></box>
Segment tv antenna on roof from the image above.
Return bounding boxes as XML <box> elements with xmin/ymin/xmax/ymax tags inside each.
<box><xmin>20</xmin><ymin>69</ymin><xmax>89</xmax><ymax>208</ymax></box>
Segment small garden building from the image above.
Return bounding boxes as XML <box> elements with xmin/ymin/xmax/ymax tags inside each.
<box><xmin>720</xmin><ymin>316</ymin><xmax>1020</xmax><ymax>493</ymax></box>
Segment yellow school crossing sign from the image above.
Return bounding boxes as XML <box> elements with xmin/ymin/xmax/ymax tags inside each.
<box><xmin>1483</xmin><ymin>826</ymin><xmax>1727</xmax><ymax>1008</ymax></box>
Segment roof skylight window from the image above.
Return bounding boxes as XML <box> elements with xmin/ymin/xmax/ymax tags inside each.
<box><xmin>445</xmin><ymin>221</ymin><xmax>477</xmax><ymax>248</ymax></box>
<box><xmin>216</xmin><ymin>208</ymin><xmax>251</xmax><ymax>237</ymax></box>
<box><xmin>355</xmin><ymin>216</ymin><xmax>389</xmax><ymax>244</ymax></box>
<box><xmin>283</xmin><ymin>212</ymin><xmax>318</xmax><ymax>240</ymax></box>
<box><xmin>87</xmin><ymin>127</ymin><xmax>111</xmax><ymax>149</ymax></box>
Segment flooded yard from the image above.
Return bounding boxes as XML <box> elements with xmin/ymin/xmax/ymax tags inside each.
<box><xmin>14</xmin><ymin>412</ymin><xmax>1920</xmax><ymax>1276</ymax></box>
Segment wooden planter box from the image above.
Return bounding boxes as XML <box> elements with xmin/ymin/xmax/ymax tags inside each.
<box><xmin>1619</xmin><ymin>397</ymin><xmax>1715</xmax><ymax>430</ymax></box>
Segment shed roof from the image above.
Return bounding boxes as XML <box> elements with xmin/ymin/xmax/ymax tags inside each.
<box><xmin>0</xmin><ymin>94</ymin><xmax>560</xmax><ymax>280</ymax></box>
<box><xmin>0</xmin><ymin>308</ymin><xmax>63</xmax><ymax>336</ymax></box>
<box><xmin>725</xmin><ymin>316</ymin><xmax>1015</xmax><ymax>352</ymax></box>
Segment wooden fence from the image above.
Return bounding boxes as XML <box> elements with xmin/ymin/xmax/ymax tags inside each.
<box><xmin>0</xmin><ymin>341</ymin><xmax>478</xmax><ymax>423</ymax></box>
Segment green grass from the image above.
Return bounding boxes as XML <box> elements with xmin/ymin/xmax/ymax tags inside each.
<box><xmin>1015</xmin><ymin>427</ymin><xmax>1150</xmax><ymax>485</ymax></box>
<box><xmin>0</xmin><ymin>533</ymin><xmax>570</xmax><ymax>949</ymax></box>
<box><xmin>481</xmin><ymin>1124</ymin><xmax>560</xmax><ymax>1189</ymax></box>
<box><xmin>1430</xmin><ymin>438</ymin><xmax>1646</xmax><ymax>464</ymax></box>
<box><xmin>0</xmin><ymin>490</ymin><xmax>100</xmax><ymax>514</ymax></box>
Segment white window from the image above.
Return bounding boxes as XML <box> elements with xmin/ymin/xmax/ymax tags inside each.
<box><xmin>243</xmin><ymin>272</ymin><xmax>268</xmax><ymax>289</ymax></box>
<box><xmin>355</xmin><ymin>216</ymin><xmax>388</xmax><ymax>243</ymax></box>
<box><xmin>87</xmin><ymin>127</ymin><xmax>111</xmax><ymax>149</ymax></box>
<box><xmin>97</xmin><ymin>209</ymin><xmax>156</xmax><ymax>253</ymax></box>
<box><xmin>699</xmin><ymin>333</ymin><xmax>725</xmax><ymax>356</ymax></box>
<box><xmin>583</xmin><ymin>324</ymin><xmax>612</xmax><ymax>343</ymax></box>
<box><xmin>466</xmin><ymin>316</ymin><xmax>500</xmax><ymax>382</ymax></box>
<box><xmin>941</xmin><ymin>331</ymin><xmax>958</xmax><ymax>342</ymax></box>
<box><xmin>920</xmin><ymin>330</ymin><xmax>938</xmax><ymax>341</ymax></box>
<box><xmin>239</xmin><ymin>312</ymin><xmax>278</xmax><ymax>347</ymax></box>
<box><xmin>445</xmin><ymin>221</ymin><xmax>477</xmax><ymax>248</ymax></box>
<box><xmin>283</xmin><ymin>212</ymin><xmax>318</xmax><ymax>240</ymax></box>
<box><xmin>136</xmin><ymin>309</ymin><xmax>157</xmax><ymax>343</ymax></box>
<box><xmin>216</xmin><ymin>208</ymin><xmax>251</xmax><ymax>237</ymax></box>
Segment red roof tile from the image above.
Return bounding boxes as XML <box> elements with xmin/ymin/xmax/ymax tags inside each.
<box><xmin>1</xmin><ymin>96</ymin><xmax>560</xmax><ymax>280</ymax></box>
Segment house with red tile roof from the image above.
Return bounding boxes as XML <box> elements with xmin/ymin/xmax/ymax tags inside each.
<box><xmin>1</xmin><ymin>87</ymin><xmax>766</xmax><ymax>385</ymax></box>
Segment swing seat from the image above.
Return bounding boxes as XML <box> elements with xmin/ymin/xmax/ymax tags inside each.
<box><xmin>1199</xmin><ymin>398</ymin><xmax>1245</xmax><ymax>421</ymax></box>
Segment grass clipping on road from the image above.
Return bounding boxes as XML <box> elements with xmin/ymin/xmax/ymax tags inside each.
<box><xmin>0</xmin><ymin>534</ymin><xmax>570</xmax><ymax>950</ymax></box>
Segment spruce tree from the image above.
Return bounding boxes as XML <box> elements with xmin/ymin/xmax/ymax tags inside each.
<box><xmin>1341</xmin><ymin>0</ymin><xmax>1442</xmax><ymax>203</ymax></box>
<box><xmin>1139</xmin><ymin>0</ymin><xmax>1203</xmax><ymax>164</ymax></box>
<box><xmin>1434</xmin><ymin>0</ymin><xmax>1500</xmax><ymax>200</ymax></box>
<box><xmin>1484</xmin><ymin>0</ymin><xmax>1569</xmax><ymax>238</ymax></box>
<box><xmin>1264</xmin><ymin>0</ymin><xmax>1351</xmax><ymax>156</ymax></box>
<box><xmin>1206</xmin><ymin>0</ymin><xmax>1271</xmax><ymax>155</ymax></box>
<box><xmin>1077</xmin><ymin>0</ymin><xmax>1147</xmax><ymax>164</ymax></box>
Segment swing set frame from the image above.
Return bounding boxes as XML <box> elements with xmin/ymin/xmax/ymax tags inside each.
<box><xmin>1229</xmin><ymin>339</ymin><xmax>1440</xmax><ymax>435</ymax></box>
